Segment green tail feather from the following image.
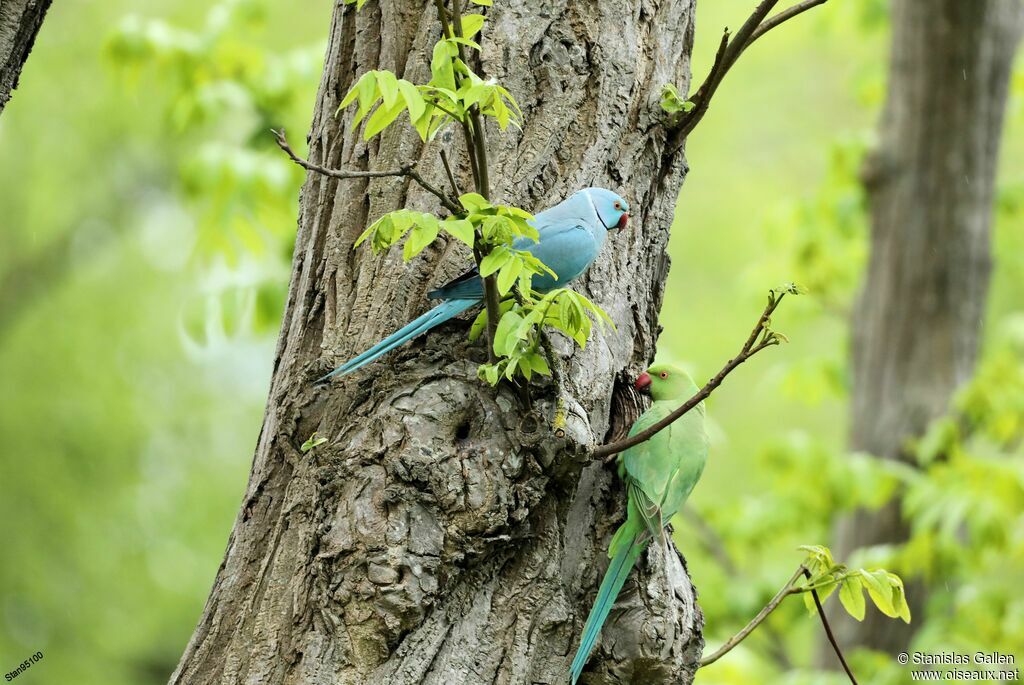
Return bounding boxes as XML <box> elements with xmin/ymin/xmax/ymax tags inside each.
<box><xmin>569</xmin><ymin>528</ymin><xmax>648</xmax><ymax>683</ymax></box>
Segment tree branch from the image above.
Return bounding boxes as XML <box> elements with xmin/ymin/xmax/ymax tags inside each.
<box><xmin>593</xmin><ymin>289</ymin><xmax>791</xmax><ymax>461</ymax></box>
<box><xmin>0</xmin><ymin>0</ymin><xmax>53</xmax><ymax>117</ymax></box>
<box><xmin>439</xmin><ymin>149</ymin><xmax>462</xmax><ymax>197</ymax></box>
<box><xmin>272</xmin><ymin>128</ymin><xmax>461</xmax><ymax>215</ymax></box>
<box><xmin>446</xmin><ymin>0</ymin><xmax>501</xmax><ymax>363</ymax></box>
<box><xmin>802</xmin><ymin>567</ymin><xmax>859</xmax><ymax>685</ymax></box>
<box><xmin>665</xmin><ymin>0</ymin><xmax>830</xmax><ymax>154</ymax></box>
<box><xmin>432</xmin><ymin>0</ymin><xmax>482</xmax><ymax>188</ymax></box>
<box><xmin>449</xmin><ymin>0</ymin><xmax>491</xmax><ymax>199</ymax></box>
<box><xmin>699</xmin><ymin>565</ymin><xmax>804</xmax><ymax>667</ymax></box>
<box><xmin>699</xmin><ymin>565</ymin><xmax>858</xmax><ymax>685</ymax></box>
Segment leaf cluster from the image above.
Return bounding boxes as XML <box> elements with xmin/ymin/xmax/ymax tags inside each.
<box><xmin>472</xmin><ymin>288</ymin><xmax>614</xmax><ymax>384</ymax></box>
<box><xmin>797</xmin><ymin>545</ymin><xmax>911</xmax><ymax>623</ymax></box>
<box><xmin>338</xmin><ymin>14</ymin><xmax>521</xmax><ymax>142</ymax></box>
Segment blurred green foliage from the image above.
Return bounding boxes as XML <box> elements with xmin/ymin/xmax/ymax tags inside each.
<box><xmin>672</xmin><ymin>1</ymin><xmax>1024</xmax><ymax>683</ymax></box>
<box><xmin>0</xmin><ymin>0</ymin><xmax>1021</xmax><ymax>683</ymax></box>
<box><xmin>0</xmin><ymin>0</ymin><xmax>328</xmax><ymax>682</ymax></box>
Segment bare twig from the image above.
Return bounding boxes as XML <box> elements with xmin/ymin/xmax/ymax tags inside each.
<box><xmin>593</xmin><ymin>290</ymin><xmax>789</xmax><ymax>461</ymax></box>
<box><xmin>666</xmin><ymin>0</ymin><xmax>830</xmax><ymax>153</ymax></box>
<box><xmin>272</xmin><ymin>128</ymin><xmax>461</xmax><ymax>215</ymax></box>
<box><xmin>700</xmin><ymin>565</ymin><xmax>804</xmax><ymax>667</ymax></box>
<box><xmin>439</xmin><ymin>149</ymin><xmax>462</xmax><ymax>197</ymax></box>
<box><xmin>750</xmin><ymin>0</ymin><xmax>829</xmax><ymax>42</ymax></box>
<box><xmin>803</xmin><ymin>567</ymin><xmax>859</xmax><ymax>685</ymax></box>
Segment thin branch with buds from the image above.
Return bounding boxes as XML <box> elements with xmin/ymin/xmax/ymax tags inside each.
<box><xmin>666</xmin><ymin>0</ymin><xmax>829</xmax><ymax>153</ymax></box>
<box><xmin>271</xmin><ymin>128</ymin><xmax>461</xmax><ymax>215</ymax></box>
<box><xmin>593</xmin><ymin>288</ymin><xmax>793</xmax><ymax>461</ymax></box>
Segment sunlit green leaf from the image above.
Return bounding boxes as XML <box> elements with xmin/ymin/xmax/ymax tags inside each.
<box><xmin>443</xmin><ymin>218</ymin><xmax>475</xmax><ymax>246</ymax></box>
<box><xmin>838</xmin><ymin>577</ymin><xmax>866</xmax><ymax>620</ymax></box>
<box><xmin>497</xmin><ymin>258</ymin><xmax>524</xmax><ymax>295</ymax></box>
<box><xmin>300</xmin><ymin>433</ymin><xmax>328</xmax><ymax>453</ymax></box>
<box><xmin>376</xmin><ymin>70</ymin><xmax>399</xmax><ymax>109</ymax></box>
<box><xmin>363</xmin><ymin>99</ymin><xmax>405</xmax><ymax>139</ymax></box>
<box><xmin>398</xmin><ymin>79</ymin><xmax>426</xmax><ymax>121</ymax></box>
<box><xmin>480</xmin><ymin>247</ymin><xmax>512</xmax><ymax>276</ymax></box>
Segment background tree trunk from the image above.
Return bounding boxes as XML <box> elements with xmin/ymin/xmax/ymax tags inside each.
<box><xmin>824</xmin><ymin>0</ymin><xmax>1024</xmax><ymax>660</ymax></box>
<box><xmin>0</xmin><ymin>0</ymin><xmax>50</xmax><ymax>116</ymax></box>
<box><xmin>171</xmin><ymin>1</ymin><xmax>700</xmax><ymax>683</ymax></box>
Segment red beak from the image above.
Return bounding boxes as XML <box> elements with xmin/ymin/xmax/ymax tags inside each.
<box><xmin>617</xmin><ymin>213</ymin><xmax>629</xmax><ymax>229</ymax></box>
<box><xmin>634</xmin><ymin>371</ymin><xmax>652</xmax><ymax>392</ymax></box>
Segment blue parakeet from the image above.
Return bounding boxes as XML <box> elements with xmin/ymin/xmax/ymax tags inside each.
<box><xmin>318</xmin><ymin>187</ymin><xmax>629</xmax><ymax>381</ymax></box>
<box><xmin>569</xmin><ymin>364</ymin><xmax>708</xmax><ymax>683</ymax></box>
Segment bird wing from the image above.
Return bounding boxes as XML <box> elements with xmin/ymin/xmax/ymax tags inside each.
<box><xmin>429</xmin><ymin>217</ymin><xmax>597</xmax><ymax>299</ymax></box>
<box><xmin>621</xmin><ymin>399</ymin><xmax>707</xmax><ymax>526</ymax></box>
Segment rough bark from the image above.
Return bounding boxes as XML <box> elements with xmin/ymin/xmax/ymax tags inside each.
<box><xmin>0</xmin><ymin>0</ymin><xmax>50</xmax><ymax>116</ymax></box>
<box><xmin>171</xmin><ymin>1</ymin><xmax>699</xmax><ymax>683</ymax></box>
<box><xmin>825</xmin><ymin>0</ymin><xmax>1024</xmax><ymax>660</ymax></box>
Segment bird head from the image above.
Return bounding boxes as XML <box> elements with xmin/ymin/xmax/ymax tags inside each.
<box><xmin>585</xmin><ymin>188</ymin><xmax>630</xmax><ymax>231</ymax></box>
<box><xmin>635</xmin><ymin>363</ymin><xmax>697</xmax><ymax>401</ymax></box>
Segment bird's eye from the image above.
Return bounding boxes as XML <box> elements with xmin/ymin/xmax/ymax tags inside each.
<box><xmin>660</xmin><ymin>372</ymin><xmax>668</xmax><ymax>379</ymax></box>
<box><xmin>614</xmin><ymin>202</ymin><xmax>621</xmax><ymax>210</ymax></box>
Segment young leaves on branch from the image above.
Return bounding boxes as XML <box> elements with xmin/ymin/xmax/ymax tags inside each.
<box><xmin>337</xmin><ymin>12</ymin><xmax>521</xmax><ymax>141</ymax></box>
<box><xmin>471</xmin><ymin>288</ymin><xmax>614</xmax><ymax>385</ymax></box>
<box><xmin>797</xmin><ymin>544</ymin><xmax>911</xmax><ymax>623</ymax></box>
<box><xmin>660</xmin><ymin>83</ymin><xmax>694</xmax><ymax>115</ymax></box>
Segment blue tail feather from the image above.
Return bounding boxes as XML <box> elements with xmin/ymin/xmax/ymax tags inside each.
<box><xmin>317</xmin><ymin>298</ymin><xmax>478</xmax><ymax>381</ymax></box>
<box><xmin>569</xmin><ymin>533</ymin><xmax>648</xmax><ymax>684</ymax></box>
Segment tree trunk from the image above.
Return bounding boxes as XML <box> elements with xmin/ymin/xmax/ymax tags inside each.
<box><xmin>171</xmin><ymin>2</ymin><xmax>699</xmax><ymax>683</ymax></box>
<box><xmin>0</xmin><ymin>0</ymin><xmax>50</xmax><ymax>116</ymax></box>
<box><xmin>825</xmin><ymin>0</ymin><xmax>1024</xmax><ymax>660</ymax></box>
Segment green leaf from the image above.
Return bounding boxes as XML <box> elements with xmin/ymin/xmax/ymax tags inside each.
<box><xmin>460</xmin><ymin>82</ymin><xmax>491</xmax><ymax>109</ymax></box>
<box><xmin>470</xmin><ymin>0</ymin><xmax>492</xmax><ymax>5</ymax></box>
<box><xmin>300</xmin><ymin>432</ymin><xmax>328</xmax><ymax>453</ymax></box>
<box><xmin>496</xmin><ymin>86</ymin><xmax>523</xmax><ymax>119</ymax></box>
<box><xmin>861</xmin><ymin>569</ymin><xmax>897</xmax><ymax>618</ymax></box>
<box><xmin>889</xmin><ymin>574</ymin><xmax>912</xmax><ymax>623</ymax></box>
<box><xmin>497</xmin><ymin>258</ymin><xmax>524</xmax><ymax>295</ymax></box>
<box><xmin>459</xmin><ymin>192</ymin><xmax>491</xmax><ymax>212</ymax></box>
<box><xmin>527</xmin><ymin>352</ymin><xmax>550</xmax><ymax>376</ymax></box>
<box><xmin>448</xmin><ymin>36</ymin><xmax>482</xmax><ymax>50</ymax></box>
<box><xmin>353</xmin><ymin>219</ymin><xmax>380</xmax><ymax>249</ymax></box>
<box><xmin>442</xmin><ymin>218</ymin><xmax>475</xmax><ymax>246</ymax></box>
<box><xmin>492</xmin><ymin>95</ymin><xmax>510</xmax><ymax>129</ymax></box>
<box><xmin>412</xmin><ymin>104</ymin><xmax>435</xmax><ymax>141</ymax></box>
<box><xmin>493</xmin><ymin>311</ymin><xmax>524</xmax><ymax>356</ymax></box>
<box><xmin>486</xmin><ymin>364</ymin><xmax>500</xmax><ymax>385</ymax></box>
<box><xmin>838</xmin><ymin>577</ymin><xmax>866</xmax><ymax>621</ymax></box>
<box><xmin>376</xmin><ymin>70</ymin><xmax>399</xmax><ymax>109</ymax></box>
<box><xmin>339</xmin><ymin>71</ymin><xmax>369</xmax><ymax>110</ymax></box>
<box><xmin>403</xmin><ymin>219</ymin><xmax>440</xmax><ymax>261</ymax></box>
<box><xmin>363</xmin><ymin>99</ymin><xmax>405</xmax><ymax>139</ymax></box>
<box><xmin>460</xmin><ymin>14</ymin><xmax>486</xmax><ymax>39</ymax></box>
<box><xmin>398</xmin><ymin>79</ymin><xmax>426</xmax><ymax>121</ymax></box>
<box><xmin>659</xmin><ymin>83</ymin><xmax>693</xmax><ymax>115</ymax></box>
<box><xmin>479</xmin><ymin>246</ymin><xmax>512</xmax><ymax>276</ymax></box>
<box><xmin>355</xmin><ymin>72</ymin><xmax>380</xmax><ymax>124</ymax></box>
<box><xmin>430</xmin><ymin>41</ymin><xmax>457</xmax><ymax>91</ymax></box>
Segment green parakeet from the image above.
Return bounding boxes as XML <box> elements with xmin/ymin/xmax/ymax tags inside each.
<box><xmin>569</xmin><ymin>363</ymin><xmax>708</xmax><ymax>683</ymax></box>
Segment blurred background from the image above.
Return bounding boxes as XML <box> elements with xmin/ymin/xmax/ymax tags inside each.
<box><xmin>1</xmin><ymin>0</ymin><xmax>1021</xmax><ymax>683</ymax></box>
